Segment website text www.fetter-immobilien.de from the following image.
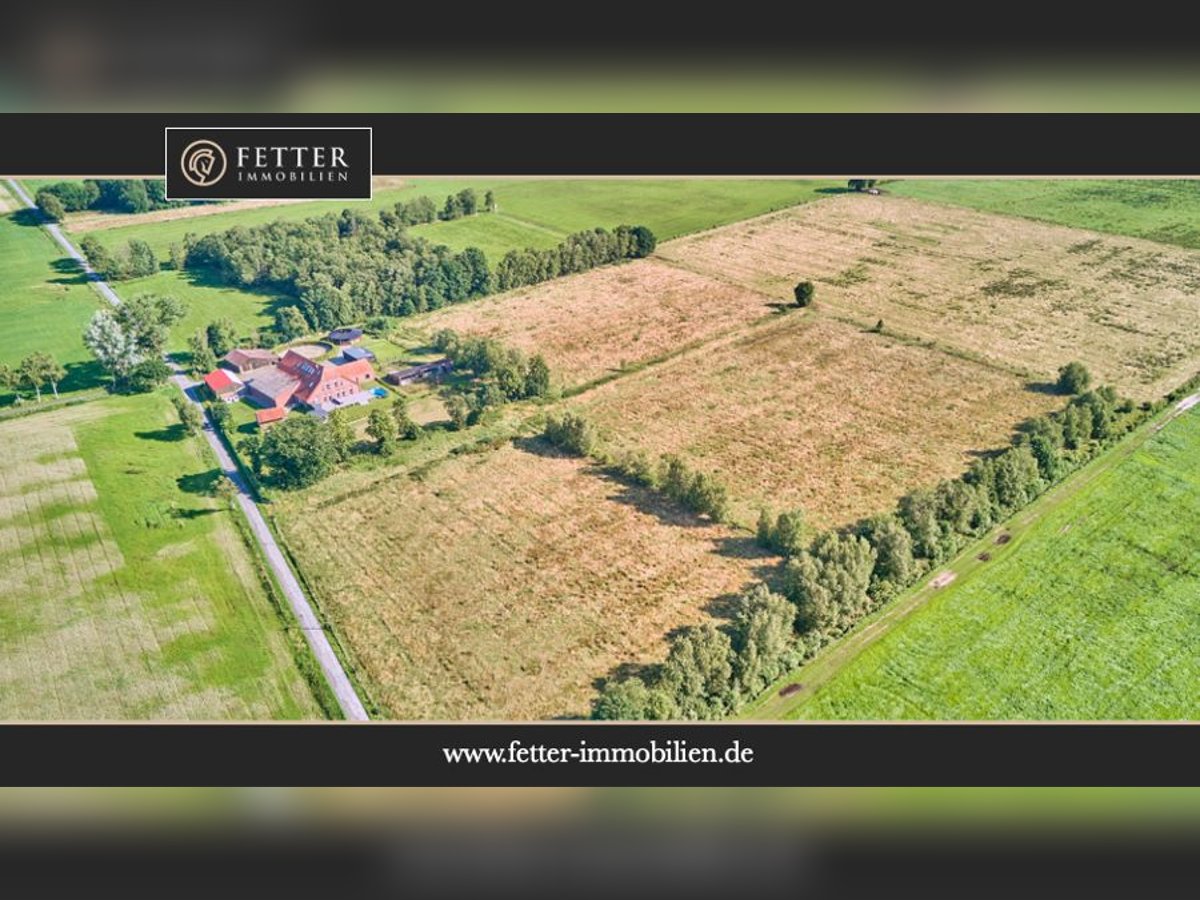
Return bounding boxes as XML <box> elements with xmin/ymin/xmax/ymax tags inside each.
<box><xmin>442</xmin><ymin>739</ymin><xmax>754</xmax><ymax>765</ymax></box>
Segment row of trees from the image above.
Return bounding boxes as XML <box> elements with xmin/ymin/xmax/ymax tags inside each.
<box><xmin>492</xmin><ymin>226</ymin><xmax>655</xmax><ymax>292</ymax></box>
<box><xmin>0</xmin><ymin>353</ymin><xmax>66</xmax><ymax>403</ymax></box>
<box><xmin>177</xmin><ymin>203</ymin><xmax>653</xmax><ymax>331</ymax></box>
<box><xmin>81</xmin><ymin>294</ymin><xmax>186</xmax><ymax>392</ymax></box>
<box><xmin>36</xmin><ymin>179</ymin><xmax>185</xmax><ymax>221</ymax></box>
<box><xmin>79</xmin><ymin>236</ymin><xmax>159</xmax><ymax>281</ymax></box>
<box><xmin>541</xmin><ymin>416</ymin><xmax>730</xmax><ymax>523</ymax></box>
<box><xmin>593</xmin><ymin>364</ymin><xmax>1152</xmax><ymax>719</ymax></box>
<box><xmin>432</xmin><ymin>330</ymin><xmax>552</xmax><ymax>428</ymax></box>
<box><xmin>593</xmin><ymin>585</ymin><xmax>801</xmax><ymax>720</ymax></box>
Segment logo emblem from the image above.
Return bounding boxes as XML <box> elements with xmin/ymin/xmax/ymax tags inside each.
<box><xmin>180</xmin><ymin>139</ymin><xmax>227</xmax><ymax>187</ymax></box>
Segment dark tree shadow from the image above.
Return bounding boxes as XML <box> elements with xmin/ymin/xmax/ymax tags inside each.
<box><xmin>49</xmin><ymin>257</ymin><xmax>89</xmax><ymax>285</ymax></box>
<box><xmin>136</xmin><ymin>423</ymin><xmax>187</xmax><ymax>442</ymax></box>
<box><xmin>511</xmin><ymin>434</ymin><xmax>572</xmax><ymax>459</ymax></box>
<box><xmin>170</xmin><ymin>506</ymin><xmax>219</xmax><ymax>520</ymax></box>
<box><xmin>1025</xmin><ymin>380</ymin><xmax>1063</xmax><ymax>396</ymax></box>
<box><xmin>11</xmin><ymin>208</ymin><xmax>44</xmax><ymax>227</ymax></box>
<box><xmin>176</xmin><ymin>469</ymin><xmax>222</xmax><ymax>495</ymax></box>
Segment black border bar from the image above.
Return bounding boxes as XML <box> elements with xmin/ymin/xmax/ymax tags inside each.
<box><xmin>1</xmin><ymin>113</ymin><xmax>1199</xmax><ymax>176</ymax></box>
<box><xmin>4</xmin><ymin>724</ymin><xmax>1198</xmax><ymax>786</ymax></box>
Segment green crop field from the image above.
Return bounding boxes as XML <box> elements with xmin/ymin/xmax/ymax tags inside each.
<box><xmin>889</xmin><ymin>179</ymin><xmax>1200</xmax><ymax>250</ymax></box>
<box><xmin>766</xmin><ymin>405</ymin><xmax>1200</xmax><ymax>720</ymax></box>
<box><xmin>0</xmin><ymin>188</ymin><xmax>107</xmax><ymax>404</ymax></box>
<box><xmin>0</xmin><ymin>391</ymin><xmax>324</xmax><ymax>719</ymax></box>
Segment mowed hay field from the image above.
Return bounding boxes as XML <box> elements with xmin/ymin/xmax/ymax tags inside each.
<box><xmin>576</xmin><ymin>314</ymin><xmax>1059</xmax><ymax>529</ymax></box>
<box><xmin>784</xmin><ymin>406</ymin><xmax>1200</xmax><ymax>720</ymax></box>
<box><xmin>273</xmin><ymin>443</ymin><xmax>768</xmax><ymax>719</ymax></box>
<box><xmin>889</xmin><ymin>179</ymin><xmax>1200</xmax><ymax>251</ymax></box>
<box><xmin>0</xmin><ymin>394</ymin><xmax>321</xmax><ymax>719</ymax></box>
<box><xmin>659</xmin><ymin>194</ymin><xmax>1200</xmax><ymax>398</ymax></box>
<box><xmin>416</xmin><ymin>259</ymin><xmax>777</xmax><ymax>389</ymax></box>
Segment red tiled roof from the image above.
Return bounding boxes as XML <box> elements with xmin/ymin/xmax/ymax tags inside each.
<box><xmin>255</xmin><ymin>407</ymin><xmax>287</xmax><ymax>425</ymax></box>
<box><xmin>203</xmin><ymin>369</ymin><xmax>241</xmax><ymax>394</ymax></box>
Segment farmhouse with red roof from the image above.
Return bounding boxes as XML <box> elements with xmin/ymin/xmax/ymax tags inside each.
<box><xmin>238</xmin><ymin>347</ymin><xmax>377</xmax><ymax>425</ymax></box>
<box><xmin>203</xmin><ymin>368</ymin><xmax>243</xmax><ymax>401</ymax></box>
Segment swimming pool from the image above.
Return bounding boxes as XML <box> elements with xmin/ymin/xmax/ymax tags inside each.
<box><xmin>371</xmin><ymin>387</ymin><xmax>388</xmax><ymax>399</ymax></box>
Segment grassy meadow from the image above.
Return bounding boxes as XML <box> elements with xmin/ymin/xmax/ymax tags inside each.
<box><xmin>889</xmin><ymin>179</ymin><xmax>1200</xmax><ymax>250</ymax></box>
<box><xmin>0</xmin><ymin>186</ymin><xmax>107</xmax><ymax>404</ymax></box>
<box><xmin>765</xmin><ymin>405</ymin><xmax>1200</xmax><ymax>720</ymax></box>
<box><xmin>0</xmin><ymin>392</ymin><xmax>324</xmax><ymax>719</ymax></box>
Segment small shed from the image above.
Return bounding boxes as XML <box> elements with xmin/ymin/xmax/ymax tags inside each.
<box><xmin>340</xmin><ymin>345</ymin><xmax>376</xmax><ymax>363</ymax></box>
<box><xmin>384</xmin><ymin>358</ymin><xmax>453</xmax><ymax>386</ymax></box>
<box><xmin>203</xmin><ymin>368</ymin><xmax>243</xmax><ymax>401</ymax></box>
<box><xmin>327</xmin><ymin>327</ymin><xmax>364</xmax><ymax>345</ymax></box>
<box><xmin>255</xmin><ymin>407</ymin><xmax>288</xmax><ymax>428</ymax></box>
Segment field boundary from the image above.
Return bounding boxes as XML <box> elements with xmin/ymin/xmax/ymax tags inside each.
<box><xmin>743</xmin><ymin>394</ymin><xmax>1195</xmax><ymax>720</ymax></box>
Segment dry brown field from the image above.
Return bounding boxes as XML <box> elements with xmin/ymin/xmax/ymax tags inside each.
<box><xmin>576</xmin><ymin>314</ymin><xmax>1061</xmax><ymax>529</ymax></box>
<box><xmin>658</xmin><ymin>194</ymin><xmax>1200</xmax><ymax>398</ymax></box>
<box><xmin>416</xmin><ymin>259</ymin><xmax>777</xmax><ymax>389</ymax></box>
<box><xmin>273</xmin><ymin>443</ymin><xmax>770</xmax><ymax>719</ymax></box>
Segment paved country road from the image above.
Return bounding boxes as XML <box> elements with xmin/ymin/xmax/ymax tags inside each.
<box><xmin>6</xmin><ymin>178</ymin><xmax>370</xmax><ymax>721</ymax></box>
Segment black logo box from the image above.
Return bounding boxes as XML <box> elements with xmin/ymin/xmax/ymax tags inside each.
<box><xmin>165</xmin><ymin>127</ymin><xmax>372</xmax><ymax>201</ymax></box>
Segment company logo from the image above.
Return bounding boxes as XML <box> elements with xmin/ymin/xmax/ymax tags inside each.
<box><xmin>165</xmin><ymin>127</ymin><xmax>372</xmax><ymax>201</ymax></box>
<box><xmin>180</xmin><ymin>139</ymin><xmax>227</xmax><ymax>187</ymax></box>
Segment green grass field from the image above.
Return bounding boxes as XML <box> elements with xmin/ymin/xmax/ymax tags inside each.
<box><xmin>0</xmin><ymin>191</ymin><xmax>107</xmax><ymax>404</ymax></box>
<box><xmin>114</xmin><ymin>269</ymin><xmax>291</xmax><ymax>354</ymax></box>
<box><xmin>766</xmin><ymin>405</ymin><xmax>1200</xmax><ymax>720</ymax></box>
<box><xmin>0</xmin><ymin>391</ymin><xmax>324</xmax><ymax>719</ymax></box>
<box><xmin>889</xmin><ymin>179</ymin><xmax>1200</xmax><ymax>250</ymax></box>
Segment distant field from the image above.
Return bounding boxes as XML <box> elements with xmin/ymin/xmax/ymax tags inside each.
<box><xmin>0</xmin><ymin>194</ymin><xmax>106</xmax><ymax>404</ymax></box>
<box><xmin>660</xmin><ymin>194</ymin><xmax>1200</xmax><ymax>398</ymax></box>
<box><xmin>273</xmin><ymin>442</ymin><xmax>768</xmax><ymax>719</ymax></box>
<box><xmin>779</xmin><ymin>405</ymin><xmax>1200</xmax><ymax>720</ymax></box>
<box><xmin>576</xmin><ymin>314</ymin><xmax>1058</xmax><ymax>529</ymax></box>
<box><xmin>890</xmin><ymin>179</ymin><xmax>1200</xmax><ymax>250</ymax></box>
<box><xmin>0</xmin><ymin>393</ymin><xmax>322</xmax><ymax>719</ymax></box>
<box><xmin>416</xmin><ymin>259</ymin><xmax>777</xmax><ymax>389</ymax></box>
<box><xmin>70</xmin><ymin>178</ymin><xmax>834</xmax><ymax>261</ymax></box>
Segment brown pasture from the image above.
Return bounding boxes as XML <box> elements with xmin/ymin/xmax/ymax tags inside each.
<box><xmin>576</xmin><ymin>314</ymin><xmax>1060</xmax><ymax>529</ymax></box>
<box><xmin>416</xmin><ymin>259</ymin><xmax>778</xmax><ymax>389</ymax></box>
<box><xmin>659</xmin><ymin>194</ymin><xmax>1200</xmax><ymax>398</ymax></box>
<box><xmin>273</xmin><ymin>443</ymin><xmax>769</xmax><ymax>720</ymax></box>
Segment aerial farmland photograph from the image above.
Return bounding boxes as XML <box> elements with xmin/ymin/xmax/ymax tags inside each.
<box><xmin>0</xmin><ymin>175</ymin><xmax>1197</xmax><ymax>721</ymax></box>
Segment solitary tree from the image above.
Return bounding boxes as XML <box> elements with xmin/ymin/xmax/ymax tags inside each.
<box><xmin>793</xmin><ymin>281</ymin><xmax>815</xmax><ymax>308</ymax></box>
<box><xmin>36</xmin><ymin>192</ymin><xmax>66</xmax><ymax>222</ymax></box>
<box><xmin>1056</xmin><ymin>361</ymin><xmax>1092</xmax><ymax>395</ymax></box>
<box><xmin>171</xmin><ymin>395</ymin><xmax>203</xmax><ymax>436</ymax></box>
<box><xmin>391</xmin><ymin>398</ymin><xmax>421</xmax><ymax>441</ymax></box>
<box><xmin>257</xmin><ymin>416</ymin><xmax>336</xmax><ymax>488</ymax></box>
<box><xmin>83</xmin><ymin>309</ymin><xmax>141</xmax><ymax>388</ymax></box>
<box><xmin>326</xmin><ymin>409</ymin><xmax>356</xmax><ymax>462</ymax></box>
<box><xmin>483</xmin><ymin>190</ymin><xmax>496</xmax><ymax>213</ymax></box>
<box><xmin>205</xmin><ymin>318</ymin><xmax>239</xmax><ymax>357</ymax></box>
<box><xmin>366</xmin><ymin>407</ymin><xmax>399</xmax><ymax>455</ymax></box>
<box><xmin>188</xmin><ymin>330</ymin><xmax>216</xmax><ymax>374</ymax></box>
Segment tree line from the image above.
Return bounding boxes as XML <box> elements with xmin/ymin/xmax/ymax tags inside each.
<box><xmin>175</xmin><ymin>205</ymin><xmax>654</xmax><ymax>334</ymax></box>
<box><xmin>589</xmin><ymin>363</ymin><xmax>1160</xmax><ymax>719</ymax></box>
<box><xmin>35</xmin><ymin>179</ymin><xmax>187</xmax><ymax>221</ymax></box>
